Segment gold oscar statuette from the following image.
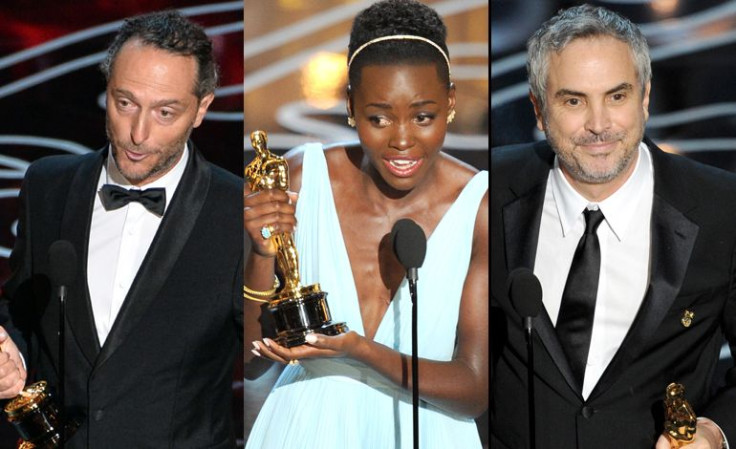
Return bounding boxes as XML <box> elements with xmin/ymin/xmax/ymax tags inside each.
<box><xmin>245</xmin><ymin>130</ymin><xmax>348</xmax><ymax>347</ymax></box>
<box><xmin>4</xmin><ymin>380</ymin><xmax>77</xmax><ymax>448</ymax></box>
<box><xmin>664</xmin><ymin>382</ymin><xmax>697</xmax><ymax>448</ymax></box>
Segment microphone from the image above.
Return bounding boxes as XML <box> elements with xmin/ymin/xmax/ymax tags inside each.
<box><xmin>391</xmin><ymin>218</ymin><xmax>427</xmax><ymax>285</ymax></box>
<box><xmin>506</xmin><ymin>267</ymin><xmax>543</xmax><ymax>334</ymax></box>
<box><xmin>49</xmin><ymin>240</ymin><xmax>77</xmax><ymax>296</ymax></box>
<box><xmin>391</xmin><ymin>218</ymin><xmax>426</xmax><ymax>449</ymax></box>
<box><xmin>48</xmin><ymin>240</ymin><xmax>77</xmax><ymax>449</ymax></box>
<box><xmin>506</xmin><ymin>267</ymin><xmax>543</xmax><ymax>449</ymax></box>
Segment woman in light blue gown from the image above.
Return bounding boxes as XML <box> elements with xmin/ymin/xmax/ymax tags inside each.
<box><xmin>243</xmin><ymin>1</ymin><xmax>488</xmax><ymax>447</ymax></box>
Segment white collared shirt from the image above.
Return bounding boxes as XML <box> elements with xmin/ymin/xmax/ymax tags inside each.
<box><xmin>534</xmin><ymin>141</ymin><xmax>654</xmax><ymax>399</ymax></box>
<box><xmin>87</xmin><ymin>145</ymin><xmax>188</xmax><ymax>345</ymax></box>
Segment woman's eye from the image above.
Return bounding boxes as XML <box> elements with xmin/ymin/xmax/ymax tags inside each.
<box><xmin>416</xmin><ymin>113</ymin><xmax>435</xmax><ymax>124</ymax></box>
<box><xmin>369</xmin><ymin>116</ymin><xmax>390</xmax><ymax>127</ymax></box>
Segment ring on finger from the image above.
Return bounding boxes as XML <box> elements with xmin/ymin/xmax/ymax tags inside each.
<box><xmin>261</xmin><ymin>224</ymin><xmax>275</xmax><ymax>240</ymax></box>
<box><xmin>288</xmin><ymin>359</ymin><xmax>300</xmax><ymax>366</ymax></box>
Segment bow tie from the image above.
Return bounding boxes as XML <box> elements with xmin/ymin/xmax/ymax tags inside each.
<box><xmin>100</xmin><ymin>184</ymin><xmax>167</xmax><ymax>216</ymax></box>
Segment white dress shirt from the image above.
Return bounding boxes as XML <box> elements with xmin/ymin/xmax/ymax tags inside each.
<box><xmin>533</xmin><ymin>142</ymin><xmax>653</xmax><ymax>399</ymax></box>
<box><xmin>87</xmin><ymin>146</ymin><xmax>188</xmax><ymax>345</ymax></box>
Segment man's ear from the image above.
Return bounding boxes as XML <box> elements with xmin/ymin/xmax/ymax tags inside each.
<box><xmin>529</xmin><ymin>91</ymin><xmax>545</xmax><ymax>132</ymax></box>
<box><xmin>193</xmin><ymin>93</ymin><xmax>215</xmax><ymax>128</ymax></box>
<box><xmin>642</xmin><ymin>81</ymin><xmax>651</xmax><ymax>122</ymax></box>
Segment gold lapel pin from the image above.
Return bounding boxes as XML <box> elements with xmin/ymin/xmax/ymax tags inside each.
<box><xmin>681</xmin><ymin>310</ymin><xmax>694</xmax><ymax>328</ymax></box>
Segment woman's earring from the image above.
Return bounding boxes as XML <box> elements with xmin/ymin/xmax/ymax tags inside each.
<box><xmin>446</xmin><ymin>109</ymin><xmax>456</xmax><ymax>124</ymax></box>
<box><xmin>347</xmin><ymin>116</ymin><xmax>356</xmax><ymax>128</ymax></box>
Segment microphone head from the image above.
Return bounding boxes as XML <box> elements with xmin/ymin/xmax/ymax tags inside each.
<box><xmin>506</xmin><ymin>267</ymin><xmax>543</xmax><ymax>318</ymax></box>
<box><xmin>391</xmin><ymin>218</ymin><xmax>427</xmax><ymax>270</ymax></box>
<box><xmin>48</xmin><ymin>240</ymin><xmax>78</xmax><ymax>286</ymax></box>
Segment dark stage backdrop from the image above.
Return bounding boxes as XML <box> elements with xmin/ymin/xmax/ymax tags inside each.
<box><xmin>492</xmin><ymin>0</ymin><xmax>736</xmax><ymax>416</ymax></box>
<box><xmin>0</xmin><ymin>1</ymin><xmax>244</xmax><ymax>446</ymax></box>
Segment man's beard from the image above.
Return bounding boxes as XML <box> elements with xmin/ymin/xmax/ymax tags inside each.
<box><xmin>106</xmin><ymin>117</ymin><xmax>193</xmax><ymax>185</ymax></box>
<box><xmin>544</xmin><ymin>117</ymin><xmax>643</xmax><ymax>185</ymax></box>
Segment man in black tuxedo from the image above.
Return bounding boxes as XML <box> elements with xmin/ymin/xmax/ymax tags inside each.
<box><xmin>0</xmin><ymin>11</ymin><xmax>243</xmax><ymax>448</ymax></box>
<box><xmin>491</xmin><ymin>5</ymin><xmax>735</xmax><ymax>449</ymax></box>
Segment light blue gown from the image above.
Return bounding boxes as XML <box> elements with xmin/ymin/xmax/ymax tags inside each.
<box><xmin>246</xmin><ymin>143</ymin><xmax>488</xmax><ymax>449</ymax></box>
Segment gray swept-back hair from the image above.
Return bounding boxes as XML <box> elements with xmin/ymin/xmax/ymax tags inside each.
<box><xmin>526</xmin><ymin>4</ymin><xmax>651</xmax><ymax>111</ymax></box>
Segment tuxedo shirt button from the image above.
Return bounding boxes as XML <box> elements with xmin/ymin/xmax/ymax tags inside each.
<box><xmin>93</xmin><ymin>409</ymin><xmax>104</xmax><ymax>421</ymax></box>
<box><xmin>581</xmin><ymin>406</ymin><xmax>594</xmax><ymax>419</ymax></box>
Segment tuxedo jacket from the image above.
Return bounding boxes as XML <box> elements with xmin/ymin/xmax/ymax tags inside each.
<box><xmin>491</xmin><ymin>137</ymin><xmax>736</xmax><ymax>448</ymax></box>
<box><xmin>1</xmin><ymin>144</ymin><xmax>244</xmax><ymax>448</ymax></box>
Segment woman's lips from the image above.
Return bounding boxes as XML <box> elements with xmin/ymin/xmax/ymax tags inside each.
<box><xmin>384</xmin><ymin>157</ymin><xmax>423</xmax><ymax>177</ymax></box>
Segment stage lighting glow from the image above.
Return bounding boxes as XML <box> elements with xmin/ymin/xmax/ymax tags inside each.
<box><xmin>300</xmin><ymin>51</ymin><xmax>348</xmax><ymax>109</ymax></box>
<box><xmin>651</xmin><ymin>0</ymin><xmax>678</xmax><ymax>16</ymax></box>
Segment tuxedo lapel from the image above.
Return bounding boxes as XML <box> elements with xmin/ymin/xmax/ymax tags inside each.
<box><xmin>502</xmin><ymin>143</ymin><xmax>582</xmax><ymax>396</ymax></box>
<box><xmin>589</xmin><ymin>195</ymin><xmax>698</xmax><ymax>399</ymax></box>
<box><xmin>502</xmin><ymin>142</ymin><xmax>554</xmax><ymax>271</ymax></box>
<box><xmin>504</xmin><ymin>191</ymin><xmax>582</xmax><ymax>396</ymax></box>
<box><xmin>503</xmin><ymin>186</ymin><xmax>544</xmax><ymax>272</ymax></box>
<box><xmin>94</xmin><ymin>144</ymin><xmax>211</xmax><ymax>370</ymax></box>
<box><xmin>588</xmin><ymin>140</ymin><xmax>699</xmax><ymax>400</ymax></box>
<box><xmin>57</xmin><ymin>149</ymin><xmax>106</xmax><ymax>366</ymax></box>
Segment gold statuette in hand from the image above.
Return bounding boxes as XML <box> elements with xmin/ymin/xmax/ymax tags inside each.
<box><xmin>664</xmin><ymin>382</ymin><xmax>697</xmax><ymax>447</ymax></box>
<box><xmin>244</xmin><ymin>130</ymin><xmax>302</xmax><ymax>295</ymax></box>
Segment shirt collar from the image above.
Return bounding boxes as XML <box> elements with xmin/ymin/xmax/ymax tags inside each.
<box><xmin>550</xmin><ymin>141</ymin><xmax>653</xmax><ymax>241</ymax></box>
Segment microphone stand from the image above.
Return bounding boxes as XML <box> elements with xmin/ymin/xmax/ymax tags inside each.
<box><xmin>391</xmin><ymin>218</ymin><xmax>426</xmax><ymax>449</ymax></box>
<box><xmin>507</xmin><ymin>268</ymin><xmax>542</xmax><ymax>449</ymax></box>
<box><xmin>408</xmin><ymin>268</ymin><xmax>419</xmax><ymax>449</ymax></box>
<box><xmin>524</xmin><ymin>317</ymin><xmax>535</xmax><ymax>449</ymax></box>
<box><xmin>58</xmin><ymin>284</ymin><xmax>66</xmax><ymax>449</ymax></box>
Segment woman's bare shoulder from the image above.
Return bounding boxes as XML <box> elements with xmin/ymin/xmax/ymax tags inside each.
<box><xmin>324</xmin><ymin>143</ymin><xmax>364</xmax><ymax>183</ymax></box>
<box><xmin>439</xmin><ymin>151</ymin><xmax>481</xmax><ymax>180</ymax></box>
<box><xmin>283</xmin><ymin>141</ymin><xmax>361</xmax><ymax>192</ymax></box>
<box><xmin>433</xmin><ymin>152</ymin><xmax>483</xmax><ymax>200</ymax></box>
<box><xmin>324</xmin><ymin>142</ymin><xmax>360</xmax><ymax>166</ymax></box>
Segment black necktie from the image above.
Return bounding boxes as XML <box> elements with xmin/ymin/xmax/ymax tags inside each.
<box><xmin>556</xmin><ymin>208</ymin><xmax>605</xmax><ymax>390</ymax></box>
<box><xmin>100</xmin><ymin>184</ymin><xmax>167</xmax><ymax>216</ymax></box>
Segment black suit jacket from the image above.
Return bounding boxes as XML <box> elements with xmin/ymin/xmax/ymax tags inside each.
<box><xmin>491</xmin><ymin>137</ymin><xmax>736</xmax><ymax>448</ymax></box>
<box><xmin>1</xmin><ymin>144</ymin><xmax>244</xmax><ymax>448</ymax></box>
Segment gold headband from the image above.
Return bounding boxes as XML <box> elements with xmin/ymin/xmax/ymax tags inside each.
<box><xmin>347</xmin><ymin>34</ymin><xmax>451</xmax><ymax>78</ymax></box>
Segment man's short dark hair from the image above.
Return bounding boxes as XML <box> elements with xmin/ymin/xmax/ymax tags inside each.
<box><xmin>100</xmin><ymin>10</ymin><xmax>218</xmax><ymax>99</ymax></box>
